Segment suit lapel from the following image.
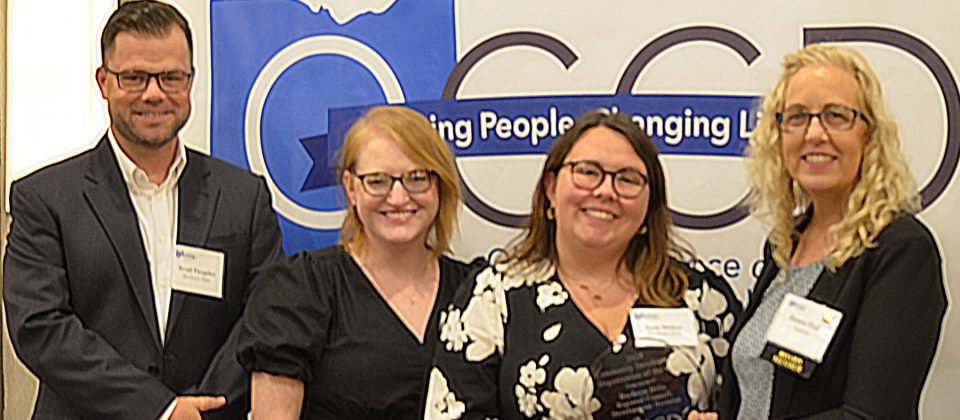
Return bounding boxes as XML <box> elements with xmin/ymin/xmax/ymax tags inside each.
<box><xmin>166</xmin><ymin>150</ymin><xmax>219</xmax><ymax>342</ymax></box>
<box><xmin>806</xmin><ymin>267</ymin><xmax>846</xmax><ymax>303</ymax></box>
<box><xmin>83</xmin><ymin>136</ymin><xmax>163</xmax><ymax>350</ymax></box>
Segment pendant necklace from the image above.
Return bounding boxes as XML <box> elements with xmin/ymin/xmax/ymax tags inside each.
<box><xmin>560</xmin><ymin>266</ymin><xmax>621</xmax><ymax>302</ymax></box>
<box><xmin>577</xmin><ymin>279</ymin><xmax>618</xmax><ymax>301</ymax></box>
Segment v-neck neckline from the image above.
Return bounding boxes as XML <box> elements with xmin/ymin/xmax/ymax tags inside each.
<box><xmin>347</xmin><ymin>252</ymin><xmax>441</xmax><ymax>346</ymax></box>
<box><xmin>555</xmin><ymin>274</ymin><xmax>635</xmax><ymax>344</ymax></box>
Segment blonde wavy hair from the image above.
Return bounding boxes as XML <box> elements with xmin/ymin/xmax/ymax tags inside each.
<box><xmin>747</xmin><ymin>44</ymin><xmax>919</xmax><ymax>271</ymax></box>
<box><xmin>337</xmin><ymin>106</ymin><xmax>461</xmax><ymax>259</ymax></box>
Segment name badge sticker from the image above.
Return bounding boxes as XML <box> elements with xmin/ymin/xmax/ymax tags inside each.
<box><xmin>173</xmin><ymin>244</ymin><xmax>225</xmax><ymax>299</ymax></box>
<box><xmin>629</xmin><ymin>308</ymin><xmax>699</xmax><ymax>348</ymax></box>
<box><xmin>764</xmin><ymin>293</ymin><xmax>843</xmax><ymax>362</ymax></box>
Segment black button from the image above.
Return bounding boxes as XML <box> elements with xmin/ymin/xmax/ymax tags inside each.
<box><xmin>148</xmin><ymin>365</ymin><xmax>160</xmax><ymax>375</ymax></box>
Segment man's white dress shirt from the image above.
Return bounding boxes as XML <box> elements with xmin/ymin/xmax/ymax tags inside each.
<box><xmin>108</xmin><ymin>131</ymin><xmax>186</xmax><ymax>420</ymax></box>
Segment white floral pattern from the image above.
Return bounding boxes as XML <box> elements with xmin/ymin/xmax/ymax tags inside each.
<box><xmin>519</xmin><ymin>359</ymin><xmax>547</xmax><ymax>388</ymax></box>
<box><xmin>439</xmin><ymin>307</ymin><xmax>468</xmax><ymax>352</ymax></box>
<box><xmin>513</xmin><ymin>354</ymin><xmax>551</xmax><ymax>417</ymax></box>
<box><xmin>684</xmin><ymin>281</ymin><xmax>727</xmax><ymax>321</ymax></box>
<box><xmin>460</xmin><ymin>293</ymin><xmax>504</xmax><ymax>361</ymax></box>
<box><xmin>515</xmin><ymin>384</ymin><xmax>541</xmax><ymax>417</ymax></box>
<box><xmin>684</xmin><ymin>279</ymin><xmax>736</xmax><ymax>361</ymax></box>
<box><xmin>499</xmin><ymin>259</ymin><xmax>556</xmax><ymax>291</ymax></box>
<box><xmin>536</xmin><ymin>281</ymin><xmax>569</xmax><ymax>312</ymax></box>
<box><xmin>541</xmin><ymin>367</ymin><xmax>602</xmax><ymax>419</ymax></box>
<box><xmin>665</xmin><ymin>333</ymin><xmax>717</xmax><ymax>409</ymax></box>
<box><xmin>671</xmin><ymin>278</ymin><xmax>737</xmax><ymax>409</ymax></box>
<box><xmin>425</xmin><ymin>367</ymin><xmax>465</xmax><ymax>419</ymax></box>
<box><xmin>430</xmin><ymin>260</ymin><xmax>739</xmax><ymax>419</ymax></box>
<box><xmin>543</xmin><ymin>323</ymin><xmax>563</xmax><ymax>342</ymax></box>
<box><xmin>439</xmin><ymin>267</ymin><xmax>509</xmax><ymax>361</ymax></box>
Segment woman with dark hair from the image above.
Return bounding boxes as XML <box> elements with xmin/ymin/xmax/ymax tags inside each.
<box><xmin>719</xmin><ymin>45</ymin><xmax>947</xmax><ymax>419</ymax></box>
<box><xmin>424</xmin><ymin>110</ymin><xmax>738</xmax><ymax>419</ymax></box>
<box><xmin>238</xmin><ymin>106</ymin><xmax>476</xmax><ymax>419</ymax></box>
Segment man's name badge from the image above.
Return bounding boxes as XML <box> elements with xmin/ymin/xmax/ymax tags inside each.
<box><xmin>761</xmin><ymin>293</ymin><xmax>843</xmax><ymax>379</ymax></box>
<box><xmin>629</xmin><ymin>308</ymin><xmax>699</xmax><ymax>348</ymax></box>
<box><xmin>173</xmin><ymin>244</ymin><xmax>225</xmax><ymax>299</ymax></box>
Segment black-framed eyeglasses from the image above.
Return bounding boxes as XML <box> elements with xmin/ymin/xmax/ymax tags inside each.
<box><xmin>102</xmin><ymin>67</ymin><xmax>194</xmax><ymax>93</ymax></box>
<box><xmin>351</xmin><ymin>169</ymin><xmax>435</xmax><ymax>196</ymax></box>
<box><xmin>775</xmin><ymin>104</ymin><xmax>868</xmax><ymax>134</ymax></box>
<box><xmin>560</xmin><ymin>160</ymin><xmax>648</xmax><ymax>198</ymax></box>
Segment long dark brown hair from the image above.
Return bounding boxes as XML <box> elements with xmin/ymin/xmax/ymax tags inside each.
<box><xmin>506</xmin><ymin>110</ymin><xmax>691</xmax><ymax>307</ymax></box>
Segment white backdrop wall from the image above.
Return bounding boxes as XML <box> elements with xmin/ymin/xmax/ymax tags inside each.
<box><xmin>5</xmin><ymin>0</ymin><xmax>957</xmax><ymax>417</ymax></box>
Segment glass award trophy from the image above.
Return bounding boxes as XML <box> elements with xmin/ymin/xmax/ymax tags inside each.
<box><xmin>591</xmin><ymin>344</ymin><xmax>694</xmax><ymax>419</ymax></box>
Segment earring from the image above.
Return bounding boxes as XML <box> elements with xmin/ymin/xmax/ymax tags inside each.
<box><xmin>638</xmin><ymin>225</ymin><xmax>648</xmax><ymax>235</ymax></box>
<box><xmin>546</xmin><ymin>207</ymin><xmax>556</xmax><ymax>220</ymax></box>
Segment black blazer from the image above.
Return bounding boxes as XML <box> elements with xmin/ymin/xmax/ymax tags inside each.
<box><xmin>718</xmin><ymin>214</ymin><xmax>946</xmax><ymax>419</ymax></box>
<box><xmin>3</xmin><ymin>136</ymin><xmax>284</xmax><ymax>419</ymax></box>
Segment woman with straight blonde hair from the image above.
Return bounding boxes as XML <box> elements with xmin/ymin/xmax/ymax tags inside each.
<box><xmin>719</xmin><ymin>44</ymin><xmax>947</xmax><ymax>419</ymax></box>
<box><xmin>238</xmin><ymin>106</ymin><xmax>476</xmax><ymax>419</ymax></box>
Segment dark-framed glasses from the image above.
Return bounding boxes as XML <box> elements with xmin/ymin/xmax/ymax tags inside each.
<box><xmin>102</xmin><ymin>67</ymin><xmax>194</xmax><ymax>93</ymax></box>
<box><xmin>561</xmin><ymin>160</ymin><xmax>648</xmax><ymax>198</ymax></box>
<box><xmin>776</xmin><ymin>104</ymin><xmax>868</xmax><ymax>134</ymax></box>
<box><xmin>352</xmin><ymin>169</ymin><xmax>435</xmax><ymax>196</ymax></box>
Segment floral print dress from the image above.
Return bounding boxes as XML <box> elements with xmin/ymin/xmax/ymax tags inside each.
<box><xmin>425</xmin><ymin>258</ymin><xmax>740</xmax><ymax>419</ymax></box>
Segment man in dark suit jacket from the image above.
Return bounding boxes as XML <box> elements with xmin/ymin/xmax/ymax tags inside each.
<box><xmin>3</xmin><ymin>2</ymin><xmax>283</xmax><ymax>418</ymax></box>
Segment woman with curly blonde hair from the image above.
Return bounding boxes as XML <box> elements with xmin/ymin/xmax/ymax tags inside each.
<box><xmin>719</xmin><ymin>45</ymin><xmax>947</xmax><ymax>419</ymax></box>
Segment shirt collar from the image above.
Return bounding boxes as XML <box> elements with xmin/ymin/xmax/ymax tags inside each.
<box><xmin>108</xmin><ymin>129</ymin><xmax>187</xmax><ymax>192</ymax></box>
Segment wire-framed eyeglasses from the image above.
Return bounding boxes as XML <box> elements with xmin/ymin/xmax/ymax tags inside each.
<box><xmin>102</xmin><ymin>67</ymin><xmax>194</xmax><ymax>93</ymax></box>
<box><xmin>351</xmin><ymin>169</ymin><xmax>435</xmax><ymax>196</ymax></box>
<box><xmin>560</xmin><ymin>160</ymin><xmax>648</xmax><ymax>198</ymax></box>
<box><xmin>776</xmin><ymin>104</ymin><xmax>868</xmax><ymax>134</ymax></box>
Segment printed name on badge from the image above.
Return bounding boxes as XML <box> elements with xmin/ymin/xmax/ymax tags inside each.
<box><xmin>173</xmin><ymin>244</ymin><xmax>225</xmax><ymax>299</ymax></box>
<box><xmin>629</xmin><ymin>308</ymin><xmax>699</xmax><ymax>348</ymax></box>
<box><xmin>765</xmin><ymin>293</ymin><xmax>843</xmax><ymax>363</ymax></box>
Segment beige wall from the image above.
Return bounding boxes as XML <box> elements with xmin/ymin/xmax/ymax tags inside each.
<box><xmin>2</xmin><ymin>0</ymin><xmax>41</xmax><ymax>417</ymax></box>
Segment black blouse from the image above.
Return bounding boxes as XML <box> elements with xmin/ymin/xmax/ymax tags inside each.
<box><xmin>238</xmin><ymin>246</ymin><xmax>474</xmax><ymax>419</ymax></box>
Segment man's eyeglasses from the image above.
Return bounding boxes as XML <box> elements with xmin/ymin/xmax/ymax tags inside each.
<box><xmin>776</xmin><ymin>104</ymin><xmax>868</xmax><ymax>134</ymax></box>
<box><xmin>102</xmin><ymin>68</ymin><xmax>194</xmax><ymax>93</ymax></box>
<box><xmin>351</xmin><ymin>169</ymin><xmax>435</xmax><ymax>196</ymax></box>
<box><xmin>560</xmin><ymin>160</ymin><xmax>648</xmax><ymax>198</ymax></box>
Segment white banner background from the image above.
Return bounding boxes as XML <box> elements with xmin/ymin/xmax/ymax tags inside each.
<box><xmin>5</xmin><ymin>0</ymin><xmax>956</xmax><ymax>416</ymax></box>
